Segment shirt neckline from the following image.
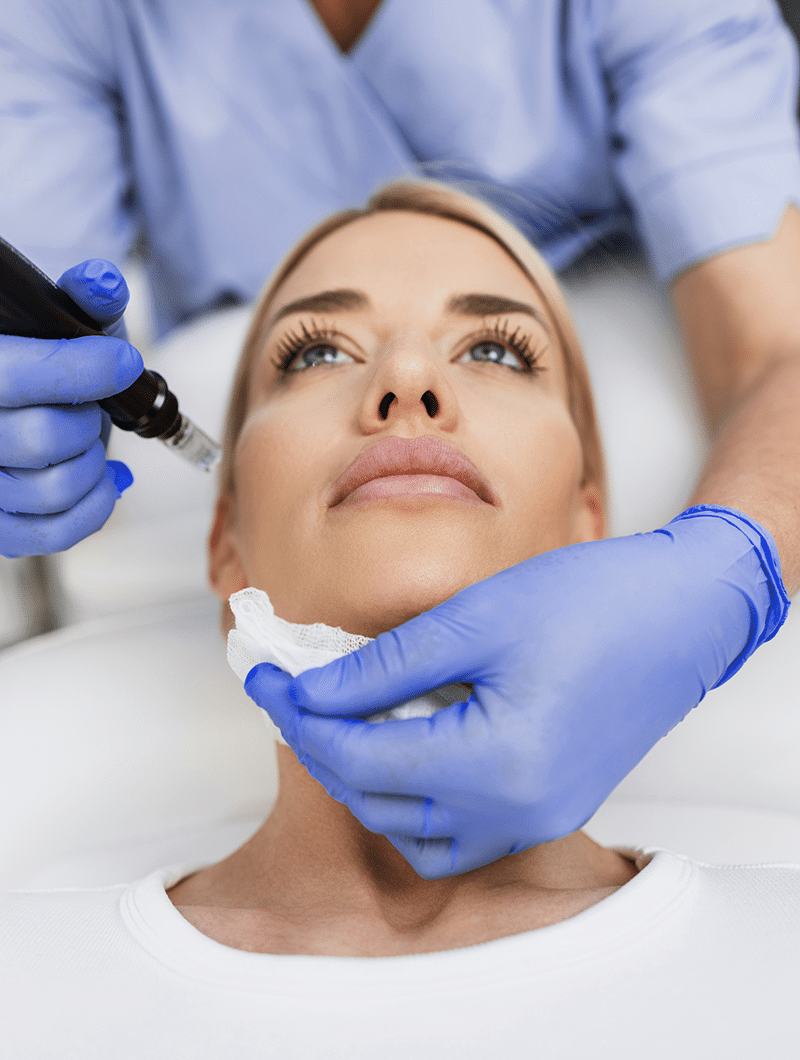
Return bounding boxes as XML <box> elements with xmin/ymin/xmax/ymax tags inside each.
<box><xmin>300</xmin><ymin>0</ymin><xmax>396</xmax><ymax>62</ymax></box>
<box><xmin>120</xmin><ymin>848</ymin><xmax>695</xmax><ymax>994</ymax></box>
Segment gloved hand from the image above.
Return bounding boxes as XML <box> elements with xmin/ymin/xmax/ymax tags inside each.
<box><xmin>0</xmin><ymin>259</ymin><xmax>141</xmax><ymax>557</ymax></box>
<box><xmin>246</xmin><ymin>505</ymin><xmax>790</xmax><ymax>880</ymax></box>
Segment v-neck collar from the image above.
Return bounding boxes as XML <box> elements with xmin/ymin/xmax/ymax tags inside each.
<box><xmin>299</xmin><ymin>0</ymin><xmax>396</xmax><ymax>63</ymax></box>
<box><xmin>279</xmin><ymin>0</ymin><xmax>420</xmax><ymax>187</ymax></box>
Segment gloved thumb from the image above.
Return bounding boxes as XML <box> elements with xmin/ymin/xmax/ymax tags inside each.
<box><xmin>57</xmin><ymin>259</ymin><xmax>130</xmax><ymax>335</ymax></box>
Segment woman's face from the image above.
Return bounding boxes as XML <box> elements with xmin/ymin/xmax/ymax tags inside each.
<box><xmin>210</xmin><ymin>211</ymin><xmax>602</xmax><ymax>636</ymax></box>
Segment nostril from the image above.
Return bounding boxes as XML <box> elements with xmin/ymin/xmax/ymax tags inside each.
<box><xmin>421</xmin><ymin>390</ymin><xmax>439</xmax><ymax>417</ymax></box>
<box><xmin>378</xmin><ymin>392</ymin><xmax>395</xmax><ymax>420</ymax></box>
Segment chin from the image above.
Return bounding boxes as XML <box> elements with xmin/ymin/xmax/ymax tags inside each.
<box><xmin>262</xmin><ymin>517</ymin><xmax>535</xmax><ymax>634</ymax></box>
<box><xmin>300</xmin><ymin>557</ymin><xmax>488</xmax><ymax>638</ymax></box>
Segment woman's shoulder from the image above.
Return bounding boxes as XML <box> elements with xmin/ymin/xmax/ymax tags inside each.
<box><xmin>0</xmin><ymin>883</ymin><xmax>134</xmax><ymax>1021</ymax></box>
<box><xmin>637</xmin><ymin>848</ymin><xmax>800</xmax><ymax>935</ymax></box>
<box><xmin>692</xmin><ymin>856</ymin><xmax>800</xmax><ymax>906</ymax></box>
<box><xmin>0</xmin><ymin>862</ymin><xmax>205</xmax><ymax>969</ymax></box>
<box><xmin>0</xmin><ymin>880</ymin><xmax>129</xmax><ymax>960</ymax></box>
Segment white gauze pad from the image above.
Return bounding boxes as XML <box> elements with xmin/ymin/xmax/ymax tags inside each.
<box><xmin>227</xmin><ymin>587</ymin><xmax>469</xmax><ymax>745</ymax></box>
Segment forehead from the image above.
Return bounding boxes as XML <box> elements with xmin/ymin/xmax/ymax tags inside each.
<box><xmin>270</xmin><ymin>211</ymin><xmax>549</xmax><ymax>319</ymax></box>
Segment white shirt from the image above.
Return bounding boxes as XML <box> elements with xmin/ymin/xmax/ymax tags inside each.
<box><xmin>2</xmin><ymin>847</ymin><xmax>799</xmax><ymax>1058</ymax></box>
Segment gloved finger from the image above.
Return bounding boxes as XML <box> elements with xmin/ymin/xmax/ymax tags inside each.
<box><xmin>0</xmin><ymin>437</ymin><xmax>108</xmax><ymax>515</ymax></box>
<box><xmin>0</xmin><ymin>403</ymin><xmax>103</xmax><ymax>468</ymax></box>
<box><xmin>356</xmin><ymin>790</ymin><xmax>453</xmax><ymax>837</ymax></box>
<box><xmin>0</xmin><ymin>464</ymin><xmax>122</xmax><ymax>557</ymax></box>
<box><xmin>288</xmin><ymin>609</ymin><xmax>489</xmax><ymax>718</ymax></box>
<box><xmin>288</xmin><ymin>744</ymin><xmax>455</xmax><ymax>837</ymax></box>
<box><xmin>0</xmin><ymin>334</ymin><xmax>143</xmax><ymax>407</ymax></box>
<box><xmin>56</xmin><ymin>259</ymin><xmax>129</xmax><ymax>329</ymax></box>
<box><xmin>385</xmin><ymin>826</ymin><xmax>522</xmax><ymax>881</ymax></box>
<box><xmin>247</xmin><ymin>661</ymin><xmax>484</xmax><ymax>794</ymax></box>
<box><xmin>246</xmin><ymin>663</ymin><xmax>405</xmax><ymax>780</ymax></box>
<box><xmin>383</xmin><ymin>834</ymin><xmax>458</xmax><ymax>880</ymax></box>
<box><xmin>99</xmin><ymin>409</ymin><xmax>113</xmax><ymax>449</ymax></box>
<box><xmin>386</xmin><ymin>795</ymin><xmax>534</xmax><ymax>879</ymax></box>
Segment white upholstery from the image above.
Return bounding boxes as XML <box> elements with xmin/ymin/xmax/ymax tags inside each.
<box><xmin>0</xmin><ymin>557</ymin><xmax>27</xmax><ymax>646</ymax></box>
<box><xmin>0</xmin><ymin>597</ymin><xmax>276</xmax><ymax>889</ymax></box>
<box><xmin>1</xmin><ymin>249</ymin><xmax>799</xmax><ymax>888</ymax></box>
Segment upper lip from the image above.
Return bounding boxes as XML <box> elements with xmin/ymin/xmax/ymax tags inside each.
<box><xmin>329</xmin><ymin>435</ymin><xmax>497</xmax><ymax>507</ymax></box>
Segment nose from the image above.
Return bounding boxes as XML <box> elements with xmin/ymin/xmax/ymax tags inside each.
<box><xmin>359</xmin><ymin>339</ymin><xmax>457</xmax><ymax>434</ymax></box>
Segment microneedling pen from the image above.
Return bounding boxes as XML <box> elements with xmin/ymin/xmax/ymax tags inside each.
<box><xmin>0</xmin><ymin>235</ymin><xmax>221</xmax><ymax>473</ymax></box>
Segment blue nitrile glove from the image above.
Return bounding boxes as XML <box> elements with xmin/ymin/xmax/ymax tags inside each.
<box><xmin>246</xmin><ymin>505</ymin><xmax>790</xmax><ymax>881</ymax></box>
<box><xmin>0</xmin><ymin>259</ymin><xmax>141</xmax><ymax>557</ymax></box>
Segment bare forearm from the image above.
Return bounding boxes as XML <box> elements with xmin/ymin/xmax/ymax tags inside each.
<box><xmin>689</xmin><ymin>354</ymin><xmax>800</xmax><ymax>596</ymax></box>
<box><xmin>672</xmin><ymin>206</ymin><xmax>800</xmax><ymax>597</ymax></box>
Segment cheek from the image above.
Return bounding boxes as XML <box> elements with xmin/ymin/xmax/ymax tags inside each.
<box><xmin>236</xmin><ymin>395</ymin><xmax>322</xmax><ymax>485</ymax></box>
<box><xmin>497</xmin><ymin>408</ymin><xmax>585</xmax><ymax>548</ymax></box>
<box><xmin>232</xmin><ymin>410</ymin><xmax>309</xmax><ymax>554</ymax></box>
<box><xmin>230</xmin><ymin>398</ymin><xmax>343</xmax><ymax>587</ymax></box>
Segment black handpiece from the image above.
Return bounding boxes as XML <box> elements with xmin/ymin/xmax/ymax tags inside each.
<box><xmin>0</xmin><ymin>235</ymin><xmax>221</xmax><ymax>472</ymax></box>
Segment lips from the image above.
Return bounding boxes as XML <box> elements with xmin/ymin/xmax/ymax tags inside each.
<box><xmin>329</xmin><ymin>436</ymin><xmax>497</xmax><ymax>508</ymax></box>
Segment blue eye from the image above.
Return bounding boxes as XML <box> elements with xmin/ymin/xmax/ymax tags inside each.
<box><xmin>271</xmin><ymin>321</ymin><xmax>354</xmax><ymax>373</ymax></box>
<box><xmin>463</xmin><ymin>340</ymin><xmax>527</xmax><ymax>370</ymax></box>
<box><xmin>271</xmin><ymin>318</ymin><xmax>545</xmax><ymax>376</ymax></box>
<box><xmin>286</xmin><ymin>344</ymin><xmax>353</xmax><ymax>372</ymax></box>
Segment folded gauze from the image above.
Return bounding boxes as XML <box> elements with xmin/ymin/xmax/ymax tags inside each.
<box><xmin>227</xmin><ymin>587</ymin><xmax>470</xmax><ymax>746</ymax></box>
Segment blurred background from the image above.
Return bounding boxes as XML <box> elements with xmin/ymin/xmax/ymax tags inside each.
<box><xmin>780</xmin><ymin>0</ymin><xmax>800</xmax><ymax>41</ymax></box>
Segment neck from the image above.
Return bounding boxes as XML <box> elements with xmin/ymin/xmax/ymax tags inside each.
<box><xmin>169</xmin><ymin>743</ymin><xmax>638</xmax><ymax>955</ymax></box>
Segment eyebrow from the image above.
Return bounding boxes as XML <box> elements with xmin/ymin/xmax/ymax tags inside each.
<box><xmin>265</xmin><ymin>288</ymin><xmax>553</xmax><ymax>338</ymax></box>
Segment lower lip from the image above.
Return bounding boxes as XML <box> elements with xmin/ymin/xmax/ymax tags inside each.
<box><xmin>336</xmin><ymin>474</ymin><xmax>485</xmax><ymax>508</ymax></box>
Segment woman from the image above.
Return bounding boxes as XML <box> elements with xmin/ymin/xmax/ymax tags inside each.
<box><xmin>2</xmin><ymin>181</ymin><xmax>798</xmax><ymax>1058</ymax></box>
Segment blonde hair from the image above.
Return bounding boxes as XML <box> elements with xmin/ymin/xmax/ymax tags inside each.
<box><xmin>219</xmin><ymin>178</ymin><xmax>606</xmax><ymax>511</ymax></box>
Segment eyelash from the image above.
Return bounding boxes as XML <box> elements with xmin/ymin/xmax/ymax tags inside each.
<box><xmin>271</xmin><ymin>319</ymin><xmax>341</xmax><ymax>373</ymax></box>
<box><xmin>269</xmin><ymin>317</ymin><xmax>546</xmax><ymax>374</ymax></box>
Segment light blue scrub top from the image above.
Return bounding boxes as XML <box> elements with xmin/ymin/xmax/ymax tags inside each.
<box><xmin>2</xmin><ymin>0</ymin><xmax>799</xmax><ymax>335</ymax></box>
